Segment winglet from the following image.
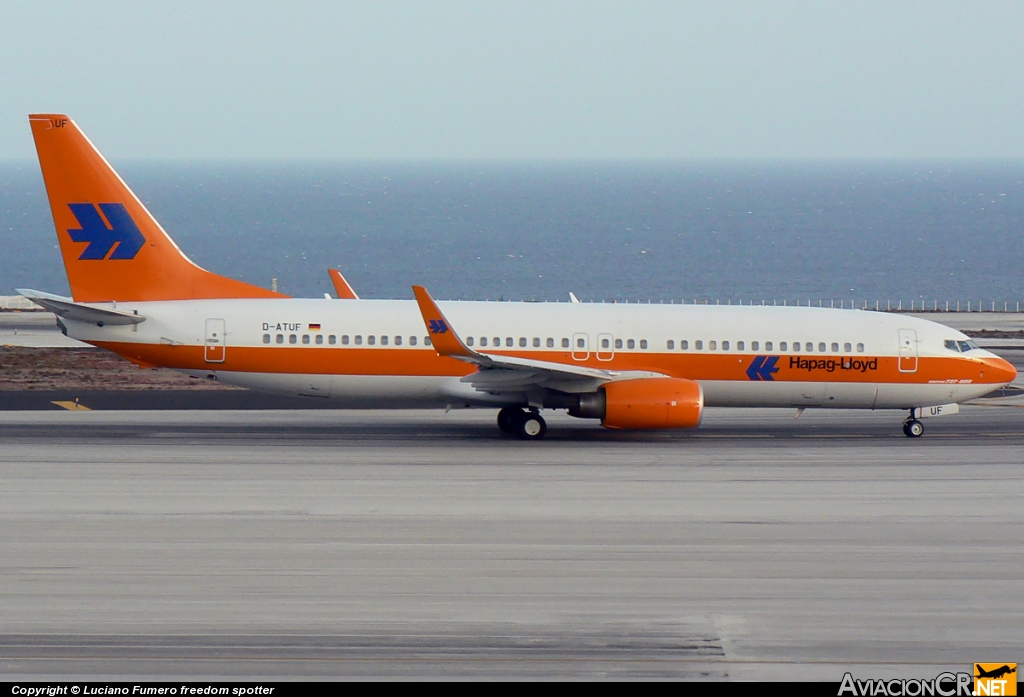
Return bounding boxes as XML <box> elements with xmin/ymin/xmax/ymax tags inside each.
<box><xmin>411</xmin><ymin>286</ymin><xmax>483</xmax><ymax>362</ymax></box>
<box><xmin>328</xmin><ymin>269</ymin><xmax>359</xmax><ymax>299</ymax></box>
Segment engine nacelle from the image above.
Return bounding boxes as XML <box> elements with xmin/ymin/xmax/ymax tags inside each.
<box><xmin>600</xmin><ymin>377</ymin><xmax>704</xmax><ymax>430</ymax></box>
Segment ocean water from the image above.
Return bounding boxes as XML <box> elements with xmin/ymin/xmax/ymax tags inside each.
<box><xmin>2</xmin><ymin>160</ymin><xmax>1023</xmax><ymax>304</ymax></box>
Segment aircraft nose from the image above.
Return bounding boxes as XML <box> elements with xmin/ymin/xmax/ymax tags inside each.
<box><xmin>979</xmin><ymin>355</ymin><xmax>1017</xmax><ymax>385</ymax></box>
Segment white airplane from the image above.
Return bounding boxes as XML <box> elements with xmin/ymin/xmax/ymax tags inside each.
<box><xmin>19</xmin><ymin>114</ymin><xmax>1017</xmax><ymax>439</ymax></box>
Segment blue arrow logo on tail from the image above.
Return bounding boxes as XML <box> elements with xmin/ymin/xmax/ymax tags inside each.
<box><xmin>67</xmin><ymin>203</ymin><xmax>146</xmax><ymax>260</ymax></box>
<box><xmin>428</xmin><ymin>319</ymin><xmax>448</xmax><ymax>334</ymax></box>
<box><xmin>746</xmin><ymin>355</ymin><xmax>779</xmax><ymax>381</ymax></box>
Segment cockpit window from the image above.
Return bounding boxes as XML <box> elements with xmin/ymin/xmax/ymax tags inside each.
<box><xmin>945</xmin><ymin>339</ymin><xmax>979</xmax><ymax>352</ymax></box>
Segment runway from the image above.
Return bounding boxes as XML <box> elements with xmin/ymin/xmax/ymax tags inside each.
<box><xmin>1</xmin><ymin>407</ymin><xmax>1022</xmax><ymax>679</ymax></box>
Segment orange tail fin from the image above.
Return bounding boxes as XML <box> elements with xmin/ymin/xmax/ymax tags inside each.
<box><xmin>28</xmin><ymin>114</ymin><xmax>286</xmax><ymax>302</ymax></box>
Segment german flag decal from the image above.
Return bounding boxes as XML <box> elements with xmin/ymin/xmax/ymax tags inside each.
<box><xmin>308</xmin><ymin>323</ymin><xmax>321</xmax><ymax>331</ymax></box>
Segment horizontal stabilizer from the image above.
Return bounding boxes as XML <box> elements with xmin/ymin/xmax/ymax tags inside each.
<box><xmin>17</xmin><ymin>288</ymin><xmax>146</xmax><ymax>326</ymax></box>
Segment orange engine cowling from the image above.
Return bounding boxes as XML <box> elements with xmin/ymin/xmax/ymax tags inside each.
<box><xmin>601</xmin><ymin>378</ymin><xmax>704</xmax><ymax>430</ymax></box>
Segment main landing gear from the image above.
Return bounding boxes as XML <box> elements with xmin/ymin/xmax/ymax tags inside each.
<box><xmin>902</xmin><ymin>417</ymin><xmax>924</xmax><ymax>438</ymax></box>
<box><xmin>497</xmin><ymin>407</ymin><xmax>548</xmax><ymax>440</ymax></box>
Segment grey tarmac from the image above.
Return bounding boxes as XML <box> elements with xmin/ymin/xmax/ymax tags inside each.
<box><xmin>1</xmin><ymin>406</ymin><xmax>1022</xmax><ymax>680</ymax></box>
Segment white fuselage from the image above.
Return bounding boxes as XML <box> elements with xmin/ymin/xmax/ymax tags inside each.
<box><xmin>59</xmin><ymin>298</ymin><xmax>1012</xmax><ymax>411</ymax></box>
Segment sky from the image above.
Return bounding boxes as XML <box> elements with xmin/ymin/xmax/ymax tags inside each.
<box><xmin>1</xmin><ymin>1</ymin><xmax>1023</xmax><ymax>159</ymax></box>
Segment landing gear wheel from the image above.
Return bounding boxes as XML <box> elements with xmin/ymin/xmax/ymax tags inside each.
<box><xmin>903</xmin><ymin>419</ymin><xmax>924</xmax><ymax>438</ymax></box>
<box><xmin>497</xmin><ymin>407</ymin><xmax>523</xmax><ymax>434</ymax></box>
<box><xmin>516</xmin><ymin>411</ymin><xmax>547</xmax><ymax>440</ymax></box>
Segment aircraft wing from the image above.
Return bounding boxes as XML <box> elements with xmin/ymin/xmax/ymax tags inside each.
<box><xmin>411</xmin><ymin>285</ymin><xmax>662</xmax><ymax>395</ymax></box>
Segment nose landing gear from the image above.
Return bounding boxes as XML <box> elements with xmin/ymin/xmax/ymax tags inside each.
<box><xmin>902</xmin><ymin>418</ymin><xmax>924</xmax><ymax>438</ymax></box>
<box><xmin>497</xmin><ymin>407</ymin><xmax>548</xmax><ymax>439</ymax></box>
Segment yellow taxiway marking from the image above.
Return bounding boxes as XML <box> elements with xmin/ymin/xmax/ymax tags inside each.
<box><xmin>51</xmin><ymin>400</ymin><xmax>91</xmax><ymax>411</ymax></box>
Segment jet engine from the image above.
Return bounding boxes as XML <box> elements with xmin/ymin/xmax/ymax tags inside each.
<box><xmin>558</xmin><ymin>377</ymin><xmax>704</xmax><ymax>430</ymax></box>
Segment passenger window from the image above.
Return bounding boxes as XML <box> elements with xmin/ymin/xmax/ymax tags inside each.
<box><xmin>627</xmin><ymin>339</ymin><xmax>635</xmax><ymax>349</ymax></box>
<box><xmin>844</xmin><ymin>342</ymin><xmax>851</xmax><ymax>352</ymax></box>
<box><xmin>394</xmin><ymin>336</ymin><xmax>402</xmax><ymax>346</ymax></box>
<box><xmin>519</xmin><ymin>337</ymin><xmax>527</xmax><ymax>347</ymax></box>
<box><xmin>302</xmin><ymin>334</ymin><xmax>310</xmax><ymax>344</ymax></box>
<box><xmin>494</xmin><ymin>337</ymin><xmax>500</xmax><ymax>347</ymax></box>
<box><xmin>289</xmin><ymin>334</ymin><xmax>297</xmax><ymax>344</ymax></box>
<box><xmin>467</xmin><ymin>337</ymin><xmax>474</xmax><ymax>347</ymax></box>
<box><xmin>680</xmin><ymin>340</ymin><xmax>688</xmax><ymax>350</ymax></box>
<box><xmin>602</xmin><ymin>338</ymin><xmax>611</xmax><ymax>349</ymax></box>
<box><xmin>737</xmin><ymin>341</ymin><xmax>744</xmax><ymax>351</ymax></box>
<box><xmin>856</xmin><ymin>342</ymin><xmax>864</xmax><ymax>352</ymax></box>
<box><xmin>765</xmin><ymin>341</ymin><xmax>772</xmax><ymax>351</ymax></box>
<box><xmin>615</xmin><ymin>339</ymin><xmax>623</xmax><ymax>349</ymax></box>
<box><xmin>315</xmin><ymin>334</ymin><xmax>324</xmax><ymax>345</ymax></box>
<box><xmin>425</xmin><ymin>337</ymin><xmax>431</xmax><ymax>346</ymax></box>
<box><xmin>818</xmin><ymin>342</ymin><xmax>826</xmax><ymax>352</ymax></box>
<box><xmin>262</xmin><ymin>334</ymin><xmax>270</xmax><ymax>344</ymax></box>
<box><xmin>506</xmin><ymin>337</ymin><xmax>513</xmax><ymax>347</ymax></box>
<box><xmin>944</xmin><ymin>339</ymin><xmax>958</xmax><ymax>351</ymax></box>
<box><xmin>791</xmin><ymin>342</ymin><xmax>798</xmax><ymax>352</ymax></box>
<box><xmin>276</xmin><ymin>334</ymin><xmax>284</xmax><ymax>344</ymax></box>
<box><xmin>805</xmin><ymin>342</ymin><xmax>813</xmax><ymax>352</ymax></box>
<box><xmin>409</xmin><ymin>336</ymin><xmax>417</xmax><ymax>346</ymax></box>
<box><xmin>381</xmin><ymin>335</ymin><xmax>389</xmax><ymax>346</ymax></box>
<box><xmin>751</xmin><ymin>341</ymin><xmax>759</xmax><ymax>351</ymax></box>
<box><xmin>577</xmin><ymin>337</ymin><xmax>585</xmax><ymax>348</ymax></box>
<box><xmin>480</xmin><ymin>337</ymin><xmax>487</xmax><ymax>347</ymax></box>
<box><xmin>368</xmin><ymin>335</ymin><xmax>376</xmax><ymax>345</ymax></box>
<box><xmin>722</xmin><ymin>340</ymin><xmax>729</xmax><ymax>350</ymax></box>
<box><xmin>546</xmin><ymin>338</ymin><xmax>554</xmax><ymax>348</ymax></box>
<box><xmin>666</xmin><ymin>340</ymin><xmax>674</xmax><ymax>350</ymax></box>
<box><xmin>533</xmin><ymin>338</ymin><xmax>540</xmax><ymax>347</ymax></box>
<box><xmin>338</xmin><ymin>335</ymin><xmax>346</xmax><ymax>345</ymax></box>
<box><xmin>355</xmin><ymin>335</ymin><xmax>362</xmax><ymax>345</ymax></box>
<box><xmin>831</xmin><ymin>342</ymin><xmax>839</xmax><ymax>352</ymax></box>
<box><xmin>709</xmin><ymin>340</ymin><xmax>717</xmax><ymax>350</ymax></box>
<box><xmin>640</xmin><ymin>339</ymin><xmax>648</xmax><ymax>349</ymax></box>
<box><xmin>695</xmin><ymin>340</ymin><xmax>703</xmax><ymax>350</ymax></box>
<box><xmin>562</xmin><ymin>338</ymin><xmax>570</xmax><ymax>348</ymax></box>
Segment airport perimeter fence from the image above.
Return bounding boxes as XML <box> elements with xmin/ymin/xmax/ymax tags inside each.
<box><xmin>0</xmin><ymin>296</ymin><xmax>42</xmax><ymax>311</ymax></box>
<box><xmin>648</xmin><ymin>299</ymin><xmax>1024</xmax><ymax>313</ymax></box>
<box><xmin>3</xmin><ymin>294</ymin><xmax>1024</xmax><ymax>313</ymax></box>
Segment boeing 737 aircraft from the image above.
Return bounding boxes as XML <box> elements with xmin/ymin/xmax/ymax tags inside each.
<box><xmin>18</xmin><ymin>114</ymin><xmax>1017</xmax><ymax>438</ymax></box>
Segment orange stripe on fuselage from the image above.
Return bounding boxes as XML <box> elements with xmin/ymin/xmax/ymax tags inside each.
<box><xmin>91</xmin><ymin>342</ymin><xmax>1011</xmax><ymax>386</ymax></box>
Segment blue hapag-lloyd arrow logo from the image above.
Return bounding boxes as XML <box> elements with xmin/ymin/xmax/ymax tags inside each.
<box><xmin>428</xmin><ymin>319</ymin><xmax>448</xmax><ymax>334</ymax></box>
<box><xmin>746</xmin><ymin>355</ymin><xmax>780</xmax><ymax>381</ymax></box>
<box><xmin>66</xmin><ymin>203</ymin><xmax>146</xmax><ymax>260</ymax></box>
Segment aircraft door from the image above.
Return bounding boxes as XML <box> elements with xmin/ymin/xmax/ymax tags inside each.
<box><xmin>596</xmin><ymin>333</ymin><xmax>614</xmax><ymax>361</ymax></box>
<box><xmin>898</xmin><ymin>329</ymin><xmax>918</xmax><ymax>373</ymax></box>
<box><xmin>204</xmin><ymin>318</ymin><xmax>226</xmax><ymax>363</ymax></box>
<box><xmin>571</xmin><ymin>333</ymin><xmax>590</xmax><ymax>361</ymax></box>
